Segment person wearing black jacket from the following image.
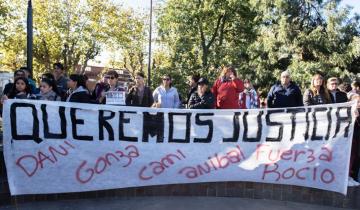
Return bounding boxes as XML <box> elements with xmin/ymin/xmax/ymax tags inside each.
<box><xmin>267</xmin><ymin>71</ymin><xmax>303</xmax><ymax>108</ymax></box>
<box><xmin>327</xmin><ymin>77</ymin><xmax>348</xmax><ymax>103</ymax></box>
<box><xmin>188</xmin><ymin>78</ymin><xmax>215</xmax><ymax>109</ymax></box>
<box><xmin>66</xmin><ymin>74</ymin><xmax>91</xmax><ymax>103</ymax></box>
<box><xmin>126</xmin><ymin>72</ymin><xmax>153</xmax><ymax>107</ymax></box>
<box><xmin>186</xmin><ymin>74</ymin><xmax>200</xmax><ymax>105</ymax></box>
<box><xmin>2</xmin><ymin>69</ymin><xmax>26</xmax><ymax>97</ymax></box>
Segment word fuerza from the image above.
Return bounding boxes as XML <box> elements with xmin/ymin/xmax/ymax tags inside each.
<box><xmin>10</xmin><ymin>102</ymin><xmax>352</xmax><ymax>144</ymax></box>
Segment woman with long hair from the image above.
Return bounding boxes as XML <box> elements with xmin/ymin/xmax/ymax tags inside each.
<box><xmin>66</xmin><ymin>74</ymin><xmax>91</xmax><ymax>103</ymax></box>
<box><xmin>152</xmin><ymin>74</ymin><xmax>180</xmax><ymax>108</ymax></box>
<box><xmin>37</xmin><ymin>78</ymin><xmax>61</xmax><ymax>101</ymax></box>
<box><xmin>5</xmin><ymin>77</ymin><xmax>35</xmax><ymax>100</ymax></box>
<box><xmin>211</xmin><ymin>65</ymin><xmax>244</xmax><ymax>109</ymax></box>
<box><xmin>303</xmin><ymin>73</ymin><xmax>331</xmax><ymax>106</ymax></box>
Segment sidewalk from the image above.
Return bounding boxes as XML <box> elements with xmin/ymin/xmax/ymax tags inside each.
<box><xmin>0</xmin><ymin>196</ymin><xmax>354</xmax><ymax>210</ymax></box>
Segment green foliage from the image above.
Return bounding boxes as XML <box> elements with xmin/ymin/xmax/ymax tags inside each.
<box><xmin>0</xmin><ymin>0</ymin><xmax>147</xmax><ymax>81</ymax></box>
<box><xmin>156</xmin><ymin>0</ymin><xmax>360</xmax><ymax>97</ymax></box>
<box><xmin>1</xmin><ymin>0</ymin><xmax>359</xmax><ymax>98</ymax></box>
<box><xmin>108</xmin><ymin>10</ymin><xmax>147</xmax><ymax>79</ymax></box>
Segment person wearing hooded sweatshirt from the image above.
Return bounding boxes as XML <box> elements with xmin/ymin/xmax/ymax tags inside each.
<box><xmin>152</xmin><ymin>74</ymin><xmax>181</xmax><ymax>108</ymax></box>
<box><xmin>37</xmin><ymin>78</ymin><xmax>61</xmax><ymax>101</ymax></box>
<box><xmin>267</xmin><ymin>71</ymin><xmax>303</xmax><ymax>108</ymax></box>
<box><xmin>66</xmin><ymin>74</ymin><xmax>91</xmax><ymax>103</ymax></box>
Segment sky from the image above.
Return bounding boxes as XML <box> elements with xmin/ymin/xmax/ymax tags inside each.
<box><xmin>94</xmin><ymin>0</ymin><xmax>360</xmax><ymax>67</ymax></box>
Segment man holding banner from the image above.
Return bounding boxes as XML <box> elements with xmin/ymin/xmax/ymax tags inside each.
<box><xmin>98</xmin><ymin>70</ymin><xmax>126</xmax><ymax>106</ymax></box>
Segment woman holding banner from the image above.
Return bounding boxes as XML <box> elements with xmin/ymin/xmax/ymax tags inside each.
<box><xmin>211</xmin><ymin>66</ymin><xmax>244</xmax><ymax>109</ymax></box>
<box><xmin>303</xmin><ymin>73</ymin><xmax>331</xmax><ymax>106</ymax></box>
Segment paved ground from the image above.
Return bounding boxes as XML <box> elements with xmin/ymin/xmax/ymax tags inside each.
<box><xmin>0</xmin><ymin>197</ymin><xmax>355</xmax><ymax>210</ymax></box>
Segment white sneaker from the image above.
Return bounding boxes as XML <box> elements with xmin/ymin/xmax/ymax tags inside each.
<box><xmin>353</xmin><ymin>179</ymin><xmax>360</xmax><ymax>186</ymax></box>
<box><xmin>348</xmin><ymin>177</ymin><xmax>360</xmax><ymax>187</ymax></box>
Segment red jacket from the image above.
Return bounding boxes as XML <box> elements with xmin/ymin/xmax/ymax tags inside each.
<box><xmin>211</xmin><ymin>78</ymin><xmax>244</xmax><ymax>109</ymax></box>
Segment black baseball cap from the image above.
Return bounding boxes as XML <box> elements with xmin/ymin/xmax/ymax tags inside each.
<box><xmin>198</xmin><ymin>77</ymin><xmax>209</xmax><ymax>85</ymax></box>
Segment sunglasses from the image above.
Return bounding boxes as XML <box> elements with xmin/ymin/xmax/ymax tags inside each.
<box><xmin>105</xmin><ymin>76</ymin><xmax>116</xmax><ymax>80</ymax></box>
<box><xmin>163</xmin><ymin>78</ymin><xmax>170</xmax><ymax>81</ymax></box>
<box><xmin>330</xmin><ymin>83</ymin><xmax>338</xmax><ymax>85</ymax></box>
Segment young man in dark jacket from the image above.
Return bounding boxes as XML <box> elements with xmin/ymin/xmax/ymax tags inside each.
<box><xmin>327</xmin><ymin>77</ymin><xmax>348</xmax><ymax>103</ymax></box>
<box><xmin>186</xmin><ymin>74</ymin><xmax>200</xmax><ymax>105</ymax></box>
<box><xmin>188</xmin><ymin>78</ymin><xmax>215</xmax><ymax>109</ymax></box>
<box><xmin>267</xmin><ymin>71</ymin><xmax>303</xmax><ymax>108</ymax></box>
<box><xmin>126</xmin><ymin>72</ymin><xmax>153</xmax><ymax>107</ymax></box>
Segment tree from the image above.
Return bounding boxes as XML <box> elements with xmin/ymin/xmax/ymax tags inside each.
<box><xmin>0</xmin><ymin>0</ymin><xmax>146</xmax><ymax>80</ymax></box>
<box><xmin>157</xmin><ymin>0</ymin><xmax>360</xmax><ymax>96</ymax></box>
<box><xmin>32</xmin><ymin>0</ymin><xmax>122</xmax><ymax>76</ymax></box>
<box><xmin>247</xmin><ymin>0</ymin><xmax>360</xmax><ymax>95</ymax></box>
<box><xmin>0</xmin><ymin>0</ymin><xmax>26</xmax><ymax>71</ymax></box>
<box><xmin>108</xmin><ymin>10</ymin><xmax>147</xmax><ymax>79</ymax></box>
<box><xmin>156</xmin><ymin>0</ymin><xmax>257</xmax><ymax>96</ymax></box>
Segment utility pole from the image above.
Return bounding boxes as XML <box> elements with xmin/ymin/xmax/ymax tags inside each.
<box><xmin>27</xmin><ymin>0</ymin><xmax>33</xmax><ymax>76</ymax></box>
<box><xmin>147</xmin><ymin>0</ymin><xmax>153</xmax><ymax>87</ymax></box>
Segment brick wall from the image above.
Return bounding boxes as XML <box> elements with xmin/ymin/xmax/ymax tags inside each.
<box><xmin>1</xmin><ymin>149</ymin><xmax>359</xmax><ymax>208</ymax></box>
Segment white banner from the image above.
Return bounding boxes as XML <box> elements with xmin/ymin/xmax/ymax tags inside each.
<box><xmin>2</xmin><ymin>100</ymin><xmax>357</xmax><ymax>195</ymax></box>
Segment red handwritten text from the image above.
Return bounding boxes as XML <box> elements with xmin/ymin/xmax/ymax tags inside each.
<box><xmin>76</xmin><ymin>145</ymin><xmax>139</xmax><ymax>184</ymax></box>
<box><xmin>16</xmin><ymin>140</ymin><xmax>75</xmax><ymax>177</ymax></box>
<box><xmin>178</xmin><ymin>145</ymin><xmax>245</xmax><ymax>179</ymax></box>
<box><xmin>139</xmin><ymin>149</ymin><xmax>185</xmax><ymax>181</ymax></box>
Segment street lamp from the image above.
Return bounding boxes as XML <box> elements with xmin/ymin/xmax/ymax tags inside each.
<box><xmin>147</xmin><ymin>0</ymin><xmax>153</xmax><ymax>87</ymax></box>
<box><xmin>27</xmin><ymin>0</ymin><xmax>33</xmax><ymax>76</ymax></box>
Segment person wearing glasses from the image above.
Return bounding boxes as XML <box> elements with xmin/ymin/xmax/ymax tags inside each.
<box><xmin>303</xmin><ymin>73</ymin><xmax>331</xmax><ymax>106</ymax></box>
<box><xmin>267</xmin><ymin>70</ymin><xmax>303</xmax><ymax>108</ymax></box>
<box><xmin>327</xmin><ymin>77</ymin><xmax>348</xmax><ymax>103</ymax></box>
<box><xmin>97</xmin><ymin>70</ymin><xmax>126</xmax><ymax>105</ymax></box>
<box><xmin>126</xmin><ymin>72</ymin><xmax>153</xmax><ymax>107</ymax></box>
<box><xmin>152</xmin><ymin>74</ymin><xmax>181</xmax><ymax>108</ymax></box>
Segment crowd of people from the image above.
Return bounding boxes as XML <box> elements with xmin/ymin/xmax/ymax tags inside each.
<box><xmin>1</xmin><ymin>64</ymin><xmax>360</xmax><ymax>186</ymax></box>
